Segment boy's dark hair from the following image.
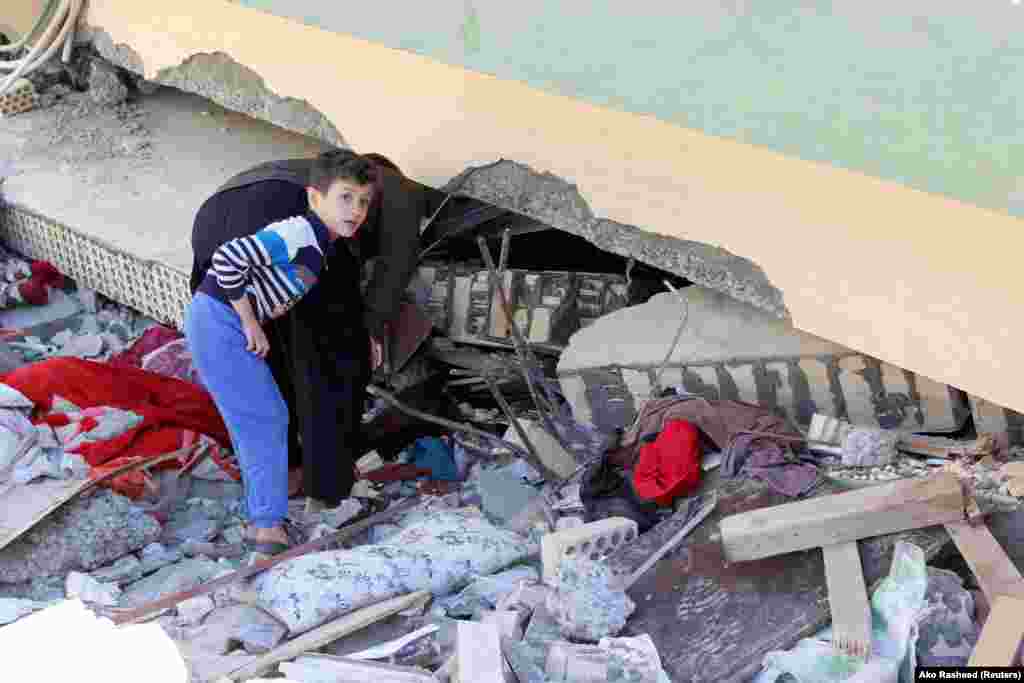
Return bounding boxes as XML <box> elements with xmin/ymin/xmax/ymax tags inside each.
<box><xmin>308</xmin><ymin>150</ymin><xmax>378</xmax><ymax>193</ymax></box>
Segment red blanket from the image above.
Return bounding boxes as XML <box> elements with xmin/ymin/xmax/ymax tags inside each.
<box><xmin>2</xmin><ymin>358</ymin><xmax>231</xmax><ymax>497</ymax></box>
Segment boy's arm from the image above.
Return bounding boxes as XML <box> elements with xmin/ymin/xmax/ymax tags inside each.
<box><xmin>210</xmin><ymin>223</ymin><xmax>293</xmax><ymax>300</ymax></box>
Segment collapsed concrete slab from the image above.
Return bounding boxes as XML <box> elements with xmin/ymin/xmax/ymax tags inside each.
<box><xmin>558</xmin><ymin>286</ymin><xmax>970</xmax><ymax>435</ymax></box>
<box><xmin>0</xmin><ymin>489</ymin><xmax>160</xmax><ymax>584</ymax></box>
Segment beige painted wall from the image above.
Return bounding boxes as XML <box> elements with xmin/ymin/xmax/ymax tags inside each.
<box><xmin>83</xmin><ymin>0</ymin><xmax>1024</xmax><ymax>415</ymax></box>
<box><xmin>1</xmin><ymin>0</ymin><xmax>48</xmax><ymax>39</ymax></box>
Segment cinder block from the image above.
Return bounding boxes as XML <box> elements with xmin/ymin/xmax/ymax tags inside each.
<box><xmin>0</xmin><ymin>79</ymin><xmax>38</xmax><ymax>117</ymax></box>
<box><xmin>541</xmin><ymin>517</ymin><xmax>638</xmax><ymax>585</ymax></box>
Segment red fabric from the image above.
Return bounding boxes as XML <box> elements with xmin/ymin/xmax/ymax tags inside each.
<box><xmin>633</xmin><ymin>419</ymin><xmax>702</xmax><ymax>507</ymax></box>
<box><xmin>1</xmin><ymin>358</ymin><xmax>230</xmax><ymax>469</ymax></box>
<box><xmin>108</xmin><ymin>325</ymin><xmax>182</xmax><ymax>370</ymax></box>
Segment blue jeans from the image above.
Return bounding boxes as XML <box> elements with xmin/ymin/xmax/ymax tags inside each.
<box><xmin>184</xmin><ymin>292</ymin><xmax>288</xmax><ymax>528</ymax></box>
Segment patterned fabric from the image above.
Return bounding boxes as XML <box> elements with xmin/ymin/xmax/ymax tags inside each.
<box><xmin>200</xmin><ymin>213</ymin><xmax>330</xmax><ymax>323</ymax></box>
<box><xmin>253</xmin><ymin>506</ymin><xmax>532</xmax><ymax>634</ymax></box>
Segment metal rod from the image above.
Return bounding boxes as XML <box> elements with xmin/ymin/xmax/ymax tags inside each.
<box><xmin>366</xmin><ymin>384</ymin><xmax>531</xmax><ymax>459</ymax></box>
<box><xmin>484</xmin><ymin>374</ymin><xmax>561</xmax><ymax>481</ymax></box>
<box><xmin>498</xmin><ymin>227</ymin><xmax>511</xmax><ymax>274</ymax></box>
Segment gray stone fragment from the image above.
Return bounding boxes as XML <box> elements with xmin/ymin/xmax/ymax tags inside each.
<box><xmin>546</xmin><ymin>558</ymin><xmax>635</xmax><ymax>642</ymax></box>
<box><xmin>0</xmin><ymin>598</ymin><xmax>47</xmax><ymax>625</ymax></box>
<box><xmin>503</xmin><ymin>637</ymin><xmax>549</xmax><ymax>683</ymax></box>
<box><xmin>519</xmin><ymin>605</ymin><xmax>565</xmax><ymax>672</ymax></box>
<box><xmin>177</xmin><ymin>594</ymin><xmax>216</xmax><ymax>626</ymax></box>
<box><xmin>121</xmin><ymin>557</ymin><xmax>222</xmax><ymax>607</ymax></box>
<box><xmin>87</xmin><ymin>59</ymin><xmax>129</xmax><ymax>106</ymax></box>
<box><xmin>187</xmin><ymin>604</ymin><xmax>285</xmax><ymax>655</ymax></box>
<box><xmin>478</xmin><ymin>469</ymin><xmax>542</xmax><ymax>526</ymax></box>
<box><xmin>237</xmin><ymin>615</ymin><xmax>288</xmax><ymax>654</ymax></box>
<box><xmin>137</xmin><ymin>542</ymin><xmax>184</xmax><ymax>575</ymax></box>
<box><xmin>66</xmin><ymin>571</ymin><xmax>122</xmax><ymax>606</ymax></box>
<box><xmin>0</xmin><ymin>574</ymin><xmax>66</xmax><ymax>602</ymax></box>
<box><xmin>162</xmin><ymin>500</ymin><xmax>226</xmax><ymax>544</ymax></box>
<box><xmin>89</xmin><ymin>554</ymin><xmax>145</xmax><ymax>586</ymax></box>
<box><xmin>0</xmin><ymin>490</ymin><xmax>161</xmax><ymax>584</ymax></box>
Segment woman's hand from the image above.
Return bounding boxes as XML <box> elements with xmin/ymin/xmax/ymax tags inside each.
<box><xmin>243</xmin><ymin>321</ymin><xmax>270</xmax><ymax>358</ymax></box>
<box><xmin>369</xmin><ymin>336</ymin><xmax>383</xmax><ymax>370</ymax></box>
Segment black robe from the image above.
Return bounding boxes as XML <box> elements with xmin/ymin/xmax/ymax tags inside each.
<box><xmin>190</xmin><ymin>154</ymin><xmax>427</xmax><ymax>504</ymax></box>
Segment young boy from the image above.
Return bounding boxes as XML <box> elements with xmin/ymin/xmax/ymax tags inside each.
<box><xmin>184</xmin><ymin>154</ymin><xmax>377</xmax><ymax>554</ymax></box>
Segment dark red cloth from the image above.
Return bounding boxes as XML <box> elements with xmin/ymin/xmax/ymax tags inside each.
<box><xmin>633</xmin><ymin>419</ymin><xmax>702</xmax><ymax>507</ymax></box>
<box><xmin>1</xmin><ymin>358</ymin><xmax>230</xmax><ymax>468</ymax></box>
<box><xmin>108</xmin><ymin>325</ymin><xmax>183</xmax><ymax>370</ymax></box>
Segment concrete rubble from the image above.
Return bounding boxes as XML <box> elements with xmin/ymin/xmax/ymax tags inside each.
<box><xmin>1</xmin><ymin>61</ymin><xmax>1023</xmax><ymax>681</ymax></box>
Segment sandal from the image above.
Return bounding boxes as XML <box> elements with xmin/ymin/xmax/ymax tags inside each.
<box><xmin>243</xmin><ymin>520</ymin><xmax>303</xmax><ymax>557</ymax></box>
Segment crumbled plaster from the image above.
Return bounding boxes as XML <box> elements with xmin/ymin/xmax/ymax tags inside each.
<box><xmin>82</xmin><ymin>26</ymin><xmax>346</xmax><ymax>148</ymax></box>
<box><xmin>446</xmin><ymin>160</ymin><xmax>789</xmax><ymax>319</ymax></box>
<box><xmin>78</xmin><ymin>28</ymin><xmax>786</xmax><ymax>318</ymax></box>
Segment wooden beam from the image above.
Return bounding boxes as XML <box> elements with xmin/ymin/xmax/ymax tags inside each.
<box><xmin>945</xmin><ymin>522</ymin><xmax>1024</xmax><ymax>601</ymax></box>
<box><xmin>822</xmin><ymin>541</ymin><xmax>871</xmax><ymax>659</ymax></box>
<box><xmin>969</xmin><ymin>595</ymin><xmax>1024</xmax><ymax>667</ymax></box>
<box><xmin>720</xmin><ymin>473</ymin><xmax>964</xmax><ymax>562</ymax></box>
<box><xmin>221</xmin><ymin>590</ymin><xmax>431</xmax><ymax>681</ymax></box>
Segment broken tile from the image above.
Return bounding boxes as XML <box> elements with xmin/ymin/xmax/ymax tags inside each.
<box><xmin>89</xmin><ymin>554</ymin><xmax>145</xmax><ymax>586</ymax></box>
<box><xmin>162</xmin><ymin>502</ymin><xmax>224</xmax><ymax>544</ymax></box>
<box><xmin>0</xmin><ymin>490</ymin><xmax>161</xmax><ymax>584</ymax></box>
<box><xmin>137</xmin><ymin>542</ymin><xmax>185</xmax><ymax>575</ymax></box>
<box><xmin>66</xmin><ymin>571</ymin><xmax>122</xmax><ymax>606</ymax></box>
<box><xmin>478</xmin><ymin>469</ymin><xmax>542</xmax><ymax>526</ymax></box>
<box><xmin>546</xmin><ymin>557</ymin><xmax>635</xmax><ymax>642</ymax></box>
<box><xmin>177</xmin><ymin>594</ymin><xmax>216</xmax><ymax>626</ymax></box>
<box><xmin>121</xmin><ymin>557</ymin><xmax>222</xmax><ymax>607</ymax></box>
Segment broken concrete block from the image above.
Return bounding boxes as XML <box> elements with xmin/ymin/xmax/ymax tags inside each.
<box><xmin>0</xmin><ymin>490</ymin><xmax>161</xmax><ymax>584</ymax></box>
<box><xmin>478</xmin><ymin>469</ymin><xmax>542</xmax><ymax>526</ymax></box>
<box><xmin>121</xmin><ymin>557</ymin><xmax>222</xmax><ymax>607</ymax></box>
<box><xmin>87</xmin><ymin>59</ymin><xmax>129</xmax><ymax>106</ymax></box>
<box><xmin>318</xmin><ymin>497</ymin><xmax>364</xmax><ymax>528</ymax></box>
<box><xmin>0</xmin><ymin>598</ymin><xmax>46</xmax><ymax>625</ymax></box>
<box><xmin>440</xmin><ymin>566</ymin><xmax>540</xmax><ymax>618</ymax></box>
<box><xmin>185</xmin><ymin>604</ymin><xmax>285</xmax><ymax>657</ymax></box>
<box><xmin>546</xmin><ymin>634</ymin><xmax>665</xmax><ymax>683</ymax></box>
<box><xmin>162</xmin><ymin>500</ymin><xmax>225</xmax><ymax>544</ymax></box>
<box><xmin>89</xmin><ymin>554</ymin><xmax>145</xmax><ymax>586</ymax></box>
<box><xmin>177</xmin><ymin>594</ymin><xmax>216</xmax><ymax>626</ymax></box>
<box><xmin>502</xmin><ymin>637</ymin><xmax>548</xmax><ymax>683</ymax></box>
<box><xmin>66</xmin><ymin>571</ymin><xmax>122</xmax><ymax>606</ymax></box>
<box><xmin>137</xmin><ymin>542</ymin><xmax>185</xmax><ymax>575</ymax></box>
<box><xmin>541</xmin><ymin>517</ymin><xmax>638</xmax><ymax>585</ymax></box>
<box><xmin>546</xmin><ymin>557</ymin><xmax>635</xmax><ymax>642</ymax></box>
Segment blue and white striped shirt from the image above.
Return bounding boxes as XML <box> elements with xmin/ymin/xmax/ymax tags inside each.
<box><xmin>198</xmin><ymin>212</ymin><xmax>332</xmax><ymax>323</ymax></box>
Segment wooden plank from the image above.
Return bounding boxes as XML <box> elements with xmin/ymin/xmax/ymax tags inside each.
<box><xmin>720</xmin><ymin>473</ymin><xmax>964</xmax><ymax>562</ymax></box>
<box><xmin>0</xmin><ymin>447</ymin><xmax>190</xmax><ymax>553</ymax></box>
<box><xmin>456</xmin><ymin>620</ymin><xmax>504</xmax><ymax>683</ymax></box>
<box><xmin>281</xmin><ymin>654</ymin><xmax>437</xmax><ymax>682</ymax></box>
<box><xmin>822</xmin><ymin>541</ymin><xmax>871</xmax><ymax>659</ymax></box>
<box><xmin>945</xmin><ymin>521</ymin><xmax>1024</xmax><ymax>601</ymax></box>
<box><xmin>223</xmin><ymin>590</ymin><xmax>432</xmax><ymax>681</ymax></box>
<box><xmin>968</xmin><ymin>595</ymin><xmax>1024</xmax><ymax>666</ymax></box>
<box><xmin>605</xmin><ymin>476</ymin><xmax>951</xmax><ymax>683</ymax></box>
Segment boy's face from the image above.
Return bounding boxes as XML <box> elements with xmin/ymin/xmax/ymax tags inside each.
<box><xmin>307</xmin><ymin>178</ymin><xmax>374</xmax><ymax>240</ymax></box>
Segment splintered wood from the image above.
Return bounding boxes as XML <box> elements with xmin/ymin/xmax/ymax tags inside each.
<box><xmin>720</xmin><ymin>472</ymin><xmax>964</xmax><ymax>562</ymax></box>
<box><xmin>0</xmin><ymin>79</ymin><xmax>37</xmax><ymax>117</ymax></box>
